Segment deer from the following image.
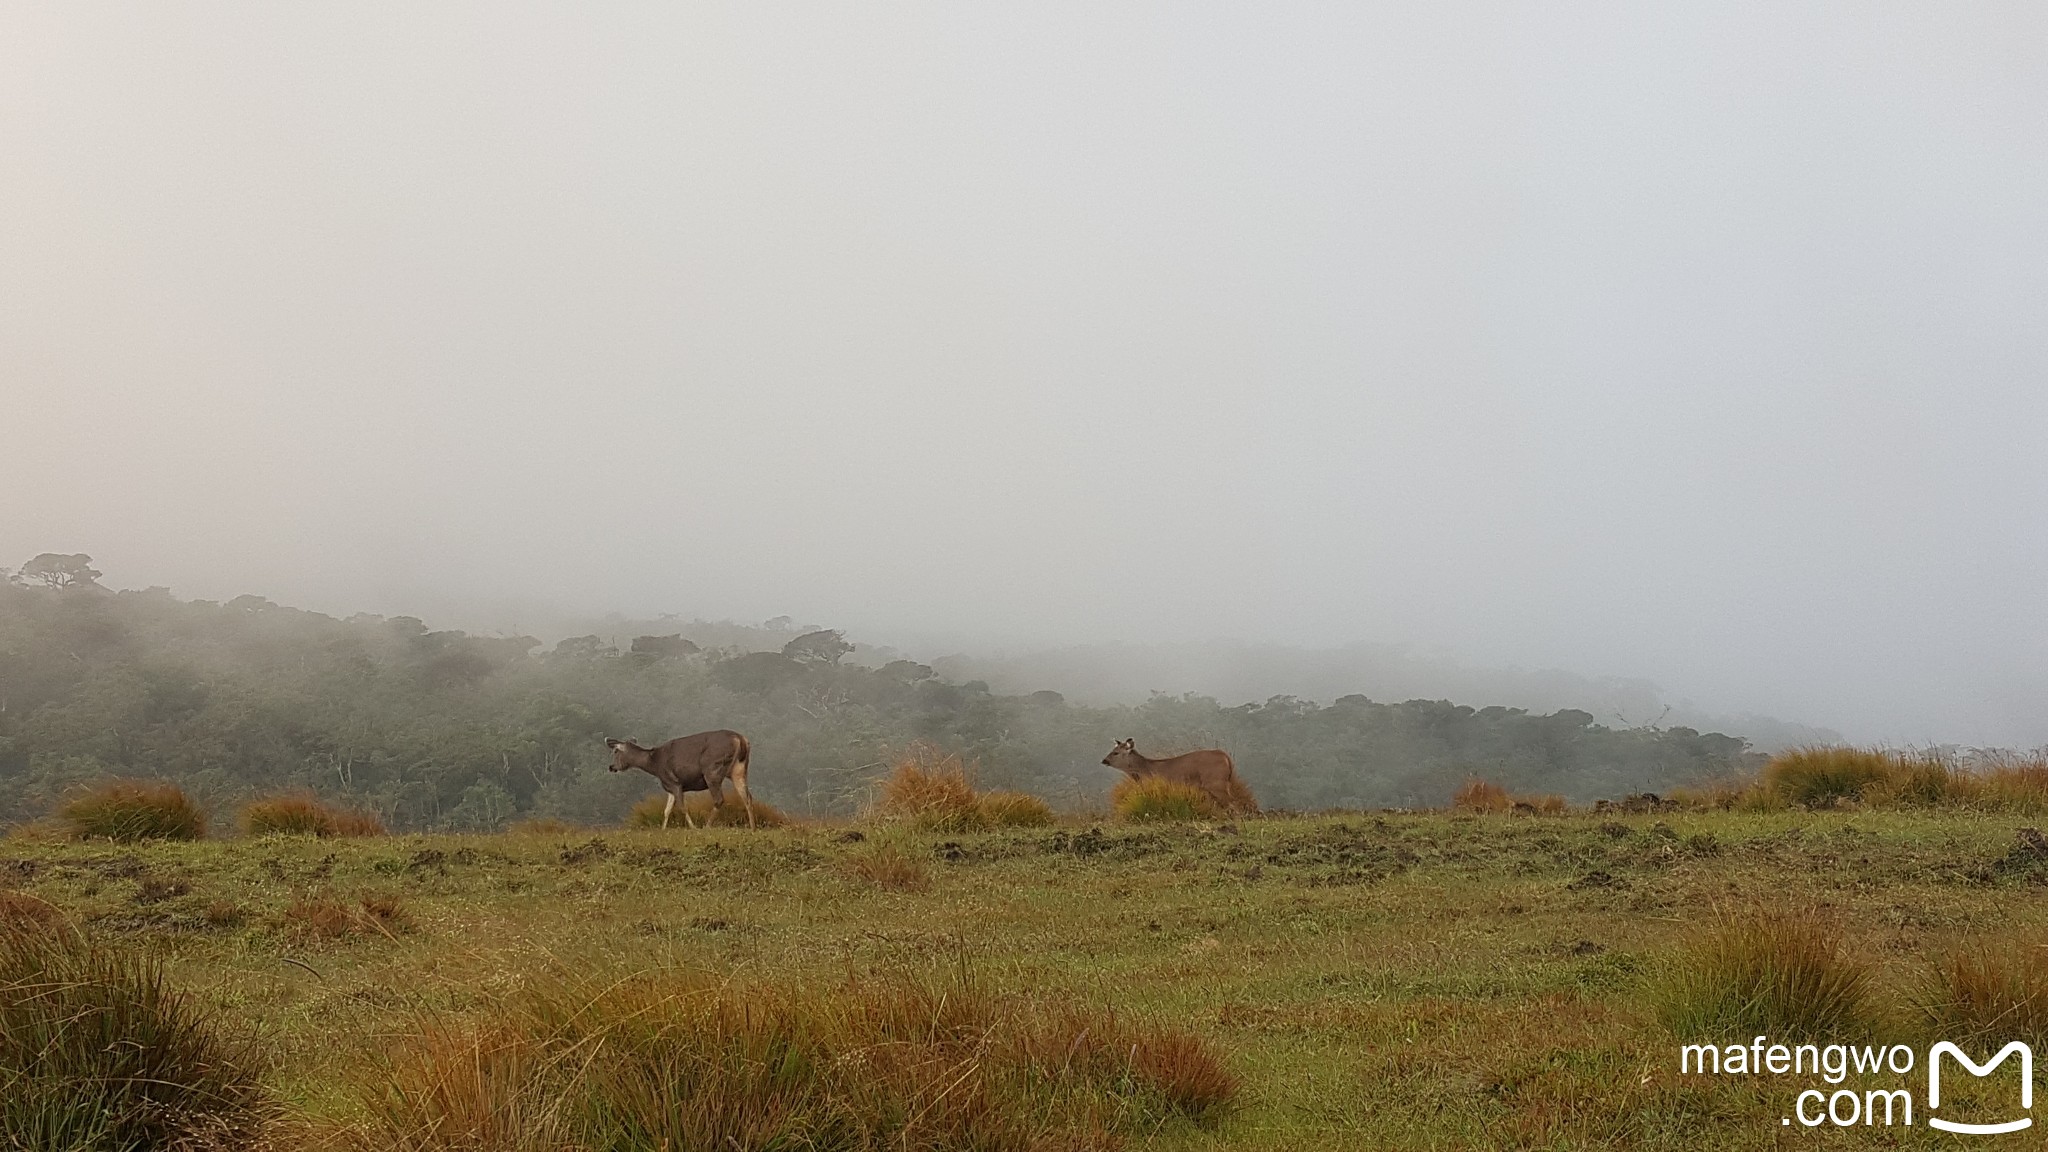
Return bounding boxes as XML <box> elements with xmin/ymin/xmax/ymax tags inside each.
<box><xmin>1101</xmin><ymin>738</ymin><xmax>1258</xmax><ymax>812</ymax></box>
<box><xmin>604</xmin><ymin>730</ymin><xmax>755</xmax><ymax>829</ymax></box>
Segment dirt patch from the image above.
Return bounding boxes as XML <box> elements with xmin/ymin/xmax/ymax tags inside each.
<box><xmin>559</xmin><ymin>838</ymin><xmax>613</xmax><ymax>865</ymax></box>
<box><xmin>134</xmin><ymin>878</ymin><xmax>190</xmax><ymax>904</ymax></box>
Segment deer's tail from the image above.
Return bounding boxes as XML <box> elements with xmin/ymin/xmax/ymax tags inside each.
<box><xmin>731</xmin><ymin>734</ymin><xmax>756</xmax><ymax>828</ymax></box>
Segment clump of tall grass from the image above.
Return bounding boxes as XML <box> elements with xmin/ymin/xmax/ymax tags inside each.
<box><xmin>344</xmin><ymin>966</ymin><xmax>1237</xmax><ymax>1151</ymax></box>
<box><xmin>1915</xmin><ymin>942</ymin><xmax>2048</xmax><ymax>1047</ymax></box>
<box><xmin>976</xmin><ymin>790</ymin><xmax>1054</xmax><ymax>828</ymax></box>
<box><xmin>1451</xmin><ymin>779</ymin><xmax>1511</xmax><ymax>813</ymax></box>
<box><xmin>626</xmin><ymin>793</ymin><xmax>788</xmax><ymax>829</ymax></box>
<box><xmin>57</xmin><ymin>779</ymin><xmax>207</xmax><ymax>842</ymax></box>
<box><xmin>1450</xmin><ymin>779</ymin><xmax>1567</xmax><ymax>814</ymax></box>
<box><xmin>1655</xmin><ymin>911</ymin><xmax>1873</xmax><ymax>1040</ymax></box>
<box><xmin>1765</xmin><ymin>746</ymin><xmax>1908</xmax><ymax>807</ymax></box>
<box><xmin>241</xmin><ymin>792</ymin><xmax>386</xmax><ymax>838</ymax></box>
<box><xmin>0</xmin><ymin>922</ymin><xmax>268</xmax><ymax>1148</ymax></box>
<box><xmin>1112</xmin><ymin>776</ymin><xmax>1222</xmax><ymax>823</ymax></box>
<box><xmin>876</xmin><ymin>744</ymin><xmax>987</xmax><ymax>832</ymax></box>
<box><xmin>506</xmin><ymin>816</ymin><xmax>580</xmax><ymax>835</ymax></box>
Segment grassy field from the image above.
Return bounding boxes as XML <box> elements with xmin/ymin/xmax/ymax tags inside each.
<box><xmin>7</xmin><ymin>804</ymin><xmax>2048</xmax><ymax>1149</ymax></box>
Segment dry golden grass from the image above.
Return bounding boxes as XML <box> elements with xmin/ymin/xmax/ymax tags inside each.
<box><xmin>282</xmin><ymin>892</ymin><xmax>411</xmax><ymax>943</ymax></box>
<box><xmin>1111</xmin><ymin>776</ymin><xmax>1221</xmax><ymax>823</ymax></box>
<box><xmin>0</xmin><ymin>890</ymin><xmax>64</xmax><ymax>933</ymax></box>
<box><xmin>1916</xmin><ymin>941</ymin><xmax>2048</xmax><ymax>1046</ymax></box>
<box><xmin>1450</xmin><ymin>779</ymin><xmax>1512</xmax><ymax>813</ymax></box>
<box><xmin>876</xmin><ymin>744</ymin><xmax>988</xmax><ymax>832</ymax></box>
<box><xmin>976</xmin><ymin>790</ymin><xmax>1054</xmax><ymax>828</ymax></box>
<box><xmin>241</xmin><ymin>792</ymin><xmax>386</xmax><ymax>838</ymax></box>
<box><xmin>57</xmin><ymin>779</ymin><xmax>207</xmax><ymax>842</ymax></box>
<box><xmin>343</xmin><ymin>966</ymin><xmax>1237</xmax><ymax>1151</ymax></box>
<box><xmin>625</xmin><ymin>793</ymin><xmax>787</xmax><ymax>829</ymax></box>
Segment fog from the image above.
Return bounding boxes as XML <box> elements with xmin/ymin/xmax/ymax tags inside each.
<box><xmin>4</xmin><ymin>4</ymin><xmax>2045</xmax><ymax>747</ymax></box>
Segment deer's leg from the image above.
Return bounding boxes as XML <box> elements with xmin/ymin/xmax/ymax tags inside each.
<box><xmin>661</xmin><ymin>789</ymin><xmax>677</xmax><ymax>830</ymax></box>
<box><xmin>706</xmin><ymin>780</ymin><xmax>726</xmax><ymax>824</ymax></box>
<box><xmin>680</xmin><ymin>788</ymin><xmax>698</xmax><ymax>829</ymax></box>
<box><xmin>731</xmin><ymin>757</ymin><xmax>756</xmax><ymax>829</ymax></box>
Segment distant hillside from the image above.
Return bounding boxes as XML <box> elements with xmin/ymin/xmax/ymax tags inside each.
<box><xmin>0</xmin><ymin>575</ymin><xmax>1762</xmax><ymax>829</ymax></box>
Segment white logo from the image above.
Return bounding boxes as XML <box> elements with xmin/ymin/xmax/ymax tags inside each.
<box><xmin>1928</xmin><ymin>1041</ymin><xmax>2033</xmax><ymax>1135</ymax></box>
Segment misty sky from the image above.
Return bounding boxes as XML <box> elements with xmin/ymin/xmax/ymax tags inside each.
<box><xmin>4</xmin><ymin>4</ymin><xmax>2045</xmax><ymax>746</ymax></box>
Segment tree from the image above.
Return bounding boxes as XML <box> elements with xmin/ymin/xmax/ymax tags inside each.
<box><xmin>18</xmin><ymin>553</ymin><xmax>102</xmax><ymax>590</ymax></box>
<box><xmin>782</xmin><ymin>629</ymin><xmax>852</xmax><ymax>667</ymax></box>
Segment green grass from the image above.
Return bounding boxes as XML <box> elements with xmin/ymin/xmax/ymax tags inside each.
<box><xmin>0</xmin><ymin>920</ymin><xmax>268</xmax><ymax>1149</ymax></box>
<box><xmin>5</xmin><ymin>808</ymin><xmax>2047</xmax><ymax>1147</ymax></box>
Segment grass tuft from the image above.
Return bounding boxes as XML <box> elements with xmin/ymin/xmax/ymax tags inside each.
<box><xmin>0</xmin><ymin>922</ymin><xmax>268</xmax><ymax>1148</ymax></box>
<box><xmin>1915</xmin><ymin>941</ymin><xmax>2048</xmax><ymax>1047</ymax></box>
<box><xmin>976</xmin><ymin>790</ymin><xmax>1054</xmax><ymax>828</ymax></box>
<box><xmin>1655</xmin><ymin>911</ymin><xmax>1872</xmax><ymax>1040</ymax></box>
<box><xmin>346</xmin><ymin>965</ymin><xmax>1236</xmax><ymax>1151</ymax></box>
<box><xmin>876</xmin><ymin>744</ymin><xmax>987</xmax><ymax>832</ymax></box>
<box><xmin>1763</xmin><ymin>746</ymin><xmax>1901</xmax><ymax>807</ymax></box>
<box><xmin>1112</xmin><ymin>775</ymin><xmax>1222</xmax><ymax>823</ymax></box>
<box><xmin>241</xmin><ymin>792</ymin><xmax>386</xmax><ymax>838</ymax></box>
<box><xmin>1451</xmin><ymin>779</ymin><xmax>1512</xmax><ymax>813</ymax></box>
<box><xmin>57</xmin><ymin>779</ymin><xmax>207</xmax><ymax>843</ymax></box>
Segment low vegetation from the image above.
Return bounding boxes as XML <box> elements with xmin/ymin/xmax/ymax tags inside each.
<box><xmin>57</xmin><ymin>779</ymin><xmax>207</xmax><ymax>843</ymax></box>
<box><xmin>1111</xmin><ymin>775</ymin><xmax>1221</xmax><ymax>822</ymax></box>
<box><xmin>843</xmin><ymin>839</ymin><xmax>929</xmax><ymax>892</ymax></box>
<box><xmin>1672</xmin><ymin>745</ymin><xmax>2048</xmax><ymax>814</ymax></box>
<box><xmin>1654</xmin><ymin>911</ymin><xmax>1873</xmax><ymax>1041</ymax></box>
<box><xmin>350</xmin><ymin>968</ymin><xmax>1236</xmax><ymax>1151</ymax></box>
<box><xmin>1915</xmin><ymin>940</ymin><xmax>2048</xmax><ymax>1046</ymax></box>
<box><xmin>0</xmin><ymin>920</ymin><xmax>268</xmax><ymax>1150</ymax></box>
<box><xmin>1450</xmin><ymin>779</ymin><xmax>1567</xmax><ymax>814</ymax></box>
<box><xmin>242</xmin><ymin>792</ymin><xmax>387</xmax><ymax>838</ymax></box>
<box><xmin>626</xmin><ymin>793</ymin><xmax>788</xmax><ymax>828</ymax></box>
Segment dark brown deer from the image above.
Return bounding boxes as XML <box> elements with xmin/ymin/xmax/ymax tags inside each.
<box><xmin>1101</xmin><ymin>738</ymin><xmax>1257</xmax><ymax>812</ymax></box>
<box><xmin>605</xmin><ymin>730</ymin><xmax>755</xmax><ymax>829</ymax></box>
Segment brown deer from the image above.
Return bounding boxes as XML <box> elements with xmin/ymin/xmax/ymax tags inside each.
<box><xmin>1101</xmin><ymin>738</ymin><xmax>1257</xmax><ymax>812</ymax></box>
<box><xmin>605</xmin><ymin>730</ymin><xmax>755</xmax><ymax>829</ymax></box>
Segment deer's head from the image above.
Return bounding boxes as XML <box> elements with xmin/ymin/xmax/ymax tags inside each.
<box><xmin>1101</xmin><ymin>738</ymin><xmax>1143</xmax><ymax>776</ymax></box>
<box><xmin>604</xmin><ymin>737</ymin><xmax>651</xmax><ymax>773</ymax></box>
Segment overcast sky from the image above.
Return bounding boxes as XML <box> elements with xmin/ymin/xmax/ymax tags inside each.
<box><xmin>3</xmin><ymin>3</ymin><xmax>2045</xmax><ymax>745</ymax></box>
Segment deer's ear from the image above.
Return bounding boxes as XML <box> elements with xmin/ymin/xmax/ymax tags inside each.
<box><xmin>604</xmin><ymin>737</ymin><xmax>621</xmax><ymax>749</ymax></box>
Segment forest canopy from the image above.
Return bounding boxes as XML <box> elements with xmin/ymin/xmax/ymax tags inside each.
<box><xmin>0</xmin><ymin>562</ymin><xmax>1756</xmax><ymax>830</ymax></box>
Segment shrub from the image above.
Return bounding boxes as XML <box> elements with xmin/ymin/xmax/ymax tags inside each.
<box><xmin>1762</xmin><ymin>746</ymin><xmax>1901</xmax><ymax>807</ymax></box>
<box><xmin>876</xmin><ymin>745</ymin><xmax>986</xmax><ymax>832</ymax></box>
<box><xmin>976</xmin><ymin>791</ymin><xmax>1054</xmax><ymax>828</ymax></box>
<box><xmin>57</xmin><ymin>779</ymin><xmax>206</xmax><ymax>843</ymax></box>
<box><xmin>1112</xmin><ymin>776</ymin><xmax>1221</xmax><ymax>823</ymax></box>
<box><xmin>1916</xmin><ymin>942</ymin><xmax>2048</xmax><ymax>1046</ymax></box>
<box><xmin>0</xmin><ymin>923</ymin><xmax>268</xmax><ymax>1148</ymax></box>
<box><xmin>241</xmin><ymin>792</ymin><xmax>386</xmax><ymax>838</ymax></box>
<box><xmin>1656</xmin><ymin>911</ymin><xmax>1872</xmax><ymax>1040</ymax></box>
<box><xmin>846</xmin><ymin>841</ymin><xmax>929</xmax><ymax>892</ymax></box>
<box><xmin>626</xmin><ymin>793</ymin><xmax>787</xmax><ymax>829</ymax></box>
<box><xmin>1450</xmin><ymin>779</ymin><xmax>1511</xmax><ymax>813</ymax></box>
<box><xmin>348</xmin><ymin>966</ymin><xmax>1237</xmax><ymax>1151</ymax></box>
